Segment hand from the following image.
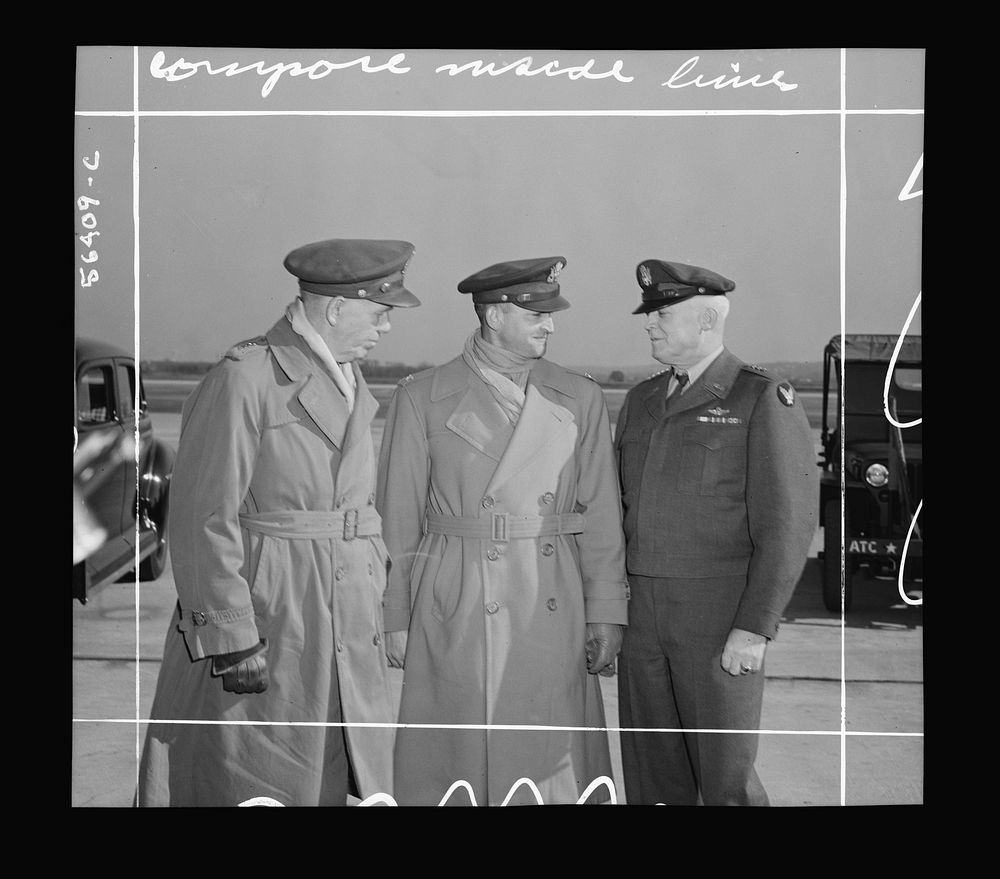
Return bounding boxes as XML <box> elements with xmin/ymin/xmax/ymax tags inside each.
<box><xmin>212</xmin><ymin>641</ymin><xmax>269</xmax><ymax>694</ymax></box>
<box><xmin>385</xmin><ymin>630</ymin><xmax>408</xmax><ymax>669</ymax></box>
<box><xmin>721</xmin><ymin>627</ymin><xmax>767</xmax><ymax>677</ymax></box>
<box><xmin>585</xmin><ymin>623</ymin><xmax>623</xmax><ymax>677</ymax></box>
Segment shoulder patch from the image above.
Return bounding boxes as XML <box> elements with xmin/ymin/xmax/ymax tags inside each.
<box><xmin>224</xmin><ymin>335</ymin><xmax>268</xmax><ymax>361</ymax></box>
<box><xmin>776</xmin><ymin>381</ymin><xmax>796</xmax><ymax>407</ymax></box>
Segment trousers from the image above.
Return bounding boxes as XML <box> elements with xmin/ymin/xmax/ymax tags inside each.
<box><xmin>617</xmin><ymin>574</ymin><xmax>769</xmax><ymax>806</ymax></box>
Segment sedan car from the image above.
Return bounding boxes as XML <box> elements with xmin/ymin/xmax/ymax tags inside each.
<box><xmin>73</xmin><ymin>337</ymin><xmax>174</xmax><ymax>603</ymax></box>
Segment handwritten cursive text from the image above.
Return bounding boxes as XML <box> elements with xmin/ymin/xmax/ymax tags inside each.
<box><xmin>662</xmin><ymin>57</ymin><xmax>798</xmax><ymax>92</ymax></box>
<box><xmin>435</xmin><ymin>56</ymin><xmax>633</xmax><ymax>83</ymax></box>
<box><xmin>149</xmin><ymin>51</ymin><xmax>411</xmax><ymax>99</ymax></box>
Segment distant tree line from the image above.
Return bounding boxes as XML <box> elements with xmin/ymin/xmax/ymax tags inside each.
<box><xmin>140</xmin><ymin>359</ymin><xmax>824</xmax><ymax>389</ymax></box>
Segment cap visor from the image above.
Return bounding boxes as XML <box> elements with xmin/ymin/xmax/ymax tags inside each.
<box><xmin>375</xmin><ymin>286</ymin><xmax>421</xmax><ymax>307</ymax></box>
<box><xmin>631</xmin><ymin>292</ymin><xmax>699</xmax><ymax>314</ymax></box>
<box><xmin>516</xmin><ymin>294</ymin><xmax>570</xmax><ymax>313</ymax></box>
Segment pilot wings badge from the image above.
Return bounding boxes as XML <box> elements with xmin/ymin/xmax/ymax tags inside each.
<box><xmin>639</xmin><ymin>265</ymin><xmax>653</xmax><ymax>287</ymax></box>
<box><xmin>706</xmin><ymin>407</ymin><xmax>730</xmax><ymax>416</ymax></box>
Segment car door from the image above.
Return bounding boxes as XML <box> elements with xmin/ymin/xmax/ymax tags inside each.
<box><xmin>76</xmin><ymin>357</ymin><xmax>128</xmax><ymax>539</ymax></box>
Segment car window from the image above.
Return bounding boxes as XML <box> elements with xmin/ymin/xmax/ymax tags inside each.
<box><xmin>117</xmin><ymin>363</ymin><xmax>135</xmax><ymax>419</ymax></box>
<box><xmin>78</xmin><ymin>365</ymin><xmax>115</xmax><ymax>425</ymax></box>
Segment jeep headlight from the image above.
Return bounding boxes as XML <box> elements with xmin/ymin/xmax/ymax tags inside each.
<box><xmin>865</xmin><ymin>463</ymin><xmax>889</xmax><ymax>487</ymax></box>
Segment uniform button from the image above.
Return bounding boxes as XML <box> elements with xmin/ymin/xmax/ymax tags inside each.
<box><xmin>486</xmin><ymin>601</ymin><xmax>500</xmax><ymax>615</ymax></box>
<box><xmin>368</xmin><ymin>563</ymin><xmax>374</xmax><ymax>576</ymax></box>
<box><xmin>368</xmin><ymin>493</ymin><xmax>375</xmax><ymax>505</ymax></box>
<box><xmin>336</xmin><ymin>640</ymin><xmax>344</xmax><ymax>653</ymax></box>
<box><xmin>192</xmin><ymin>611</ymin><xmax>207</xmax><ymax>626</ymax></box>
<box><xmin>482</xmin><ymin>496</ymin><xmax>495</xmax><ymax>509</ymax></box>
<box><xmin>546</xmin><ymin>598</ymin><xmax>558</xmax><ymax>611</ymax></box>
<box><xmin>541</xmin><ymin>492</ymin><xmax>555</xmax><ymax>505</ymax></box>
<box><xmin>373</xmin><ymin>634</ymin><xmax>382</xmax><ymax>646</ymax></box>
<box><xmin>487</xmin><ymin>548</ymin><xmax>500</xmax><ymax>561</ymax></box>
<box><xmin>541</xmin><ymin>543</ymin><xmax>555</xmax><ymax>556</ymax></box>
<box><xmin>335</xmin><ymin>567</ymin><xmax>345</xmax><ymax>580</ymax></box>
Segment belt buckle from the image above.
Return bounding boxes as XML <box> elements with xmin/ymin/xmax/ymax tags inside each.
<box><xmin>343</xmin><ymin>508</ymin><xmax>359</xmax><ymax>541</ymax></box>
<box><xmin>491</xmin><ymin>512</ymin><xmax>509</xmax><ymax>543</ymax></box>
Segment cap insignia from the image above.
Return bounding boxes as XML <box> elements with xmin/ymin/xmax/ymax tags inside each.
<box><xmin>639</xmin><ymin>265</ymin><xmax>652</xmax><ymax>287</ymax></box>
<box><xmin>547</xmin><ymin>261</ymin><xmax>564</xmax><ymax>283</ymax></box>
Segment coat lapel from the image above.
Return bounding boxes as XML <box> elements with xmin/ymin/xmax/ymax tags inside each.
<box><xmin>442</xmin><ymin>359</ymin><xmax>514</xmax><ymax>463</ymax></box>
<box><xmin>663</xmin><ymin>348</ymin><xmax>743</xmax><ymax>420</ymax></box>
<box><xmin>642</xmin><ymin>371</ymin><xmax>672</xmax><ymax>422</ymax></box>
<box><xmin>266</xmin><ymin>318</ymin><xmax>350</xmax><ymax>450</ymax></box>
<box><xmin>484</xmin><ymin>360</ymin><xmax>577</xmax><ymax>495</ymax></box>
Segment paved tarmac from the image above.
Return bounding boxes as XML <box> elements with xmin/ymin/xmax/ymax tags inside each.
<box><xmin>71</xmin><ymin>404</ymin><xmax>922</xmax><ymax>807</ymax></box>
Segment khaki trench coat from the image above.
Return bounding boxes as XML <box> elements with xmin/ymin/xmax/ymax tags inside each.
<box><xmin>376</xmin><ymin>355</ymin><xmax>628</xmax><ymax>806</ymax></box>
<box><xmin>137</xmin><ymin>318</ymin><xmax>394</xmax><ymax>806</ymax></box>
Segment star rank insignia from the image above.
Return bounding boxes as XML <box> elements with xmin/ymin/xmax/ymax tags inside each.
<box><xmin>777</xmin><ymin>382</ymin><xmax>795</xmax><ymax>406</ymax></box>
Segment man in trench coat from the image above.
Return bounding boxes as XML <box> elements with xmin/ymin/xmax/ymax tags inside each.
<box><xmin>376</xmin><ymin>256</ymin><xmax>629</xmax><ymax>806</ymax></box>
<box><xmin>615</xmin><ymin>259</ymin><xmax>817</xmax><ymax>805</ymax></box>
<box><xmin>136</xmin><ymin>238</ymin><xmax>420</xmax><ymax>806</ymax></box>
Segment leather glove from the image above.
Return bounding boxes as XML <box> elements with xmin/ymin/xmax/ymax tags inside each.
<box><xmin>384</xmin><ymin>630</ymin><xmax>408</xmax><ymax>669</ymax></box>
<box><xmin>585</xmin><ymin>623</ymin><xmax>623</xmax><ymax>677</ymax></box>
<box><xmin>211</xmin><ymin>639</ymin><xmax>269</xmax><ymax>694</ymax></box>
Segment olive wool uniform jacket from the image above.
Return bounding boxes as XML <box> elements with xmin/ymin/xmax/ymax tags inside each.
<box><xmin>614</xmin><ymin>348</ymin><xmax>818</xmax><ymax>638</ymax></box>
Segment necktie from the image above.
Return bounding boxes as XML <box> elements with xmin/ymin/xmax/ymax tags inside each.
<box><xmin>668</xmin><ymin>368</ymin><xmax>689</xmax><ymax>398</ymax></box>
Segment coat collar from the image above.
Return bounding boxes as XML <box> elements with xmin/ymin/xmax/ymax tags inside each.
<box><xmin>662</xmin><ymin>347</ymin><xmax>744</xmax><ymax>419</ymax></box>
<box><xmin>430</xmin><ymin>355</ymin><xmax>577</xmax><ymax>402</ymax></box>
<box><xmin>265</xmin><ymin>317</ymin><xmax>375</xmax><ymax>450</ymax></box>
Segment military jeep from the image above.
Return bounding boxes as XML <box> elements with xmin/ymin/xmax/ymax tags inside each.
<box><xmin>818</xmin><ymin>334</ymin><xmax>922</xmax><ymax>612</ymax></box>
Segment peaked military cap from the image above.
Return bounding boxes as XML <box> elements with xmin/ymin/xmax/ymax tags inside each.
<box><xmin>283</xmin><ymin>238</ymin><xmax>420</xmax><ymax>307</ymax></box>
<box><xmin>458</xmin><ymin>256</ymin><xmax>570</xmax><ymax>312</ymax></box>
<box><xmin>632</xmin><ymin>259</ymin><xmax>735</xmax><ymax>314</ymax></box>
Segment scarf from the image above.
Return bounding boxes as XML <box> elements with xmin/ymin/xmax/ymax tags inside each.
<box><xmin>284</xmin><ymin>298</ymin><xmax>356</xmax><ymax>412</ymax></box>
<box><xmin>462</xmin><ymin>330</ymin><xmax>537</xmax><ymax>424</ymax></box>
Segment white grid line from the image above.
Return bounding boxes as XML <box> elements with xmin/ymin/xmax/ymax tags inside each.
<box><xmin>75</xmin><ymin>108</ymin><xmax>924</xmax><ymax>118</ymax></box>
<box><xmin>132</xmin><ymin>44</ymin><xmax>142</xmax><ymax>799</ymax></box>
<box><xmin>73</xmin><ymin>718</ymin><xmax>924</xmax><ymax>737</ymax></box>
<box><xmin>103</xmin><ymin>46</ymin><xmax>922</xmax><ymax>806</ymax></box>
<box><xmin>838</xmin><ymin>46</ymin><xmax>849</xmax><ymax>809</ymax></box>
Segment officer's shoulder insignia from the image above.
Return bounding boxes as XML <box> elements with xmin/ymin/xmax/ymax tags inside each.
<box><xmin>563</xmin><ymin>366</ymin><xmax>599</xmax><ymax>384</ymax></box>
<box><xmin>645</xmin><ymin>367</ymin><xmax>670</xmax><ymax>382</ymax></box>
<box><xmin>743</xmin><ymin>363</ymin><xmax>769</xmax><ymax>374</ymax></box>
<box><xmin>776</xmin><ymin>381</ymin><xmax>796</xmax><ymax>407</ymax></box>
<box><xmin>398</xmin><ymin>374</ymin><xmax>414</xmax><ymax>386</ymax></box>
<box><xmin>224</xmin><ymin>335</ymin><xmax>268</xmax><ymax>361</ymax></box>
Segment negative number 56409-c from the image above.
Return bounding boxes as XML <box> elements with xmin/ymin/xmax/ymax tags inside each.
<box><xmin>78</xmin><ymin>151</ymin><xmax>100</xmax><ymax>288</ymax></box>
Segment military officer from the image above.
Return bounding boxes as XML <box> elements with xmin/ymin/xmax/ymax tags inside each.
<box><xmin>376</xmin><ymin>256</ymin><xmax>629</xmax><ymax>806</ymax></box>
<box><xmin>615</xmin><ymin>259</ymin><xmax>817</xmax><ymax>806</ymax></box>
<box><xmin>136</xmin><ymin>238</ymin><xmax>420</xmax><ymax>806</ymax></box>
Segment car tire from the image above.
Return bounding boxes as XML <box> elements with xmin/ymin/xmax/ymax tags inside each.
<box><xmin>139</xmin><ymin>497</ymin><xmax>169</xmax><ymax>581</ymax></box>
<box><xmin>822</xmin><ymin>498</ymin><xmax>854</xmax><ymax>612</ymax></box>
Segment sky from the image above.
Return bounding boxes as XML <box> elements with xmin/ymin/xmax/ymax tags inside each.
<box><xmin>74</xmin><ymin>47</ymin><xmax>923</xmax><ymax>369</ymax></box>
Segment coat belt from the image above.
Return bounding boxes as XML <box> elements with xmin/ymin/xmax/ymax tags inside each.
<box><xmin>424</xmin><ymin>511</ymin><xmax>585</xmax><ymax>542</ymax></box>
<box><xmin>239</xmin><ymin>508</ymin><xmax>381</xmax><ymax>541</ymax></box>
